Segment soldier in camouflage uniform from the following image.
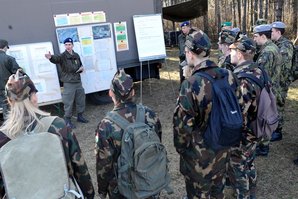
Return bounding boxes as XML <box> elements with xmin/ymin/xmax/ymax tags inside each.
<box><xmin>229</xmin><ymin>36</ymin><xmax>264</xmax><ymax>199</ymax></box>
<box><xmin>0</xmin><ymin>69</ymin><xmax>95</xmax><ymax>198</ymax></box>
<box><xmin>270</xmin><ymin>21</ymin><xmax>294</xmax><ymax>142</ymax></box>
<box><xmin>178</xmin><ymin>21</ymin><xmax>197</xmax><ymax>83</ymax></box>
<box><xmin>253</xmin><ymin>24</ymin><xmax>282</xmax><ymax>156</ymax></box>
<box><xmin>253</xmin><ymin>19</ymin><xmax>267</xmax><ymax>61</ymax></box>
<box><xmin>95</xmin><ymin>69</ymin><xmax>162</xmax><ymax>199</ymax></box>
<box><xmin>173</xmin><ymin>30</ymin><xmax>242</xmax><ymax>199</ymax></box>
<box><xmin>218</xmin><ymin>29</ymin><xmax>237</xmax><ymax>71</ymax></box>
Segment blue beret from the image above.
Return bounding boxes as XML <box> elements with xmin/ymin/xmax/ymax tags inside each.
<box><xmin>272</xmin><ymin>21</ymin><xmax>286</xmax><ymax>29</ymax></box>
<box><xmin>63</xmin><ymin>37</ymin><xmax>73</xmax><ymax>44</ymax></box>
<box><xmin>231</xmin><ymin>27</ymin><xmax>240</xmax><ymax>34</ymax></box>
<box><xmin>180</xmin><ymin>21</ymin><xmax>190</xmax><ymax>27</ymax></box>
<box><xmin>253</xmin><ymin>24</ymin><xmax>272</xmax><ymax>33</ymax></box>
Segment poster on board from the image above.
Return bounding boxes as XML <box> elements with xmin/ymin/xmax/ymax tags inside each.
<box><xmin>56</xmin><ymin>23</ymin><xmax>117</xmax><ymax>94</ymax></box>
<box><xmin>7</xmin><ymin>42</ymin><xmax>62</xmax><ymax>105</ymax></box>
<box><xmin>133</xmin><ymin>14</ymin><xmax>166</xmax><ymax>62</ymax></box>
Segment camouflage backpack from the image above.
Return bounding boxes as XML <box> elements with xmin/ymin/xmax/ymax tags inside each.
<box><xmin>107</xmin><ymin>104</ymin><xmax>172</xmax><ymax>199</ymax></box>
<box><xmin>237</xmin><ymin>67</ymin><xmax>279</xmax><ymax>138</ymax></box>
<box><xmin>0</xmin><ymin>116</ymin><xmax>83</xmax><ymax>199</ymax></box>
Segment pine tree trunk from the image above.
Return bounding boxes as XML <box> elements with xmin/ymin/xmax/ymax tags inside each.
<box><xmin>242</xmin><ymin>0</ymin><xmax>247</xmax><ymax>33</ymax></box>
<box><xmin>237</xmin><ymin>0</ymin><xmax>241</xmax><ymax>27</ymax></box>
<box><xmin>265</xmin><ymin>0</ymin><xmax>269</xmax><ymax>19</ymax></box>
<box><xmin>254</xmin><ymin>0</ymin><xmax>258</xmax><ymax>24</ymax></box>
<box><xmin>233</xmin><ymin>0</ymin><xmax>237</xmax><ymax>27</ymax></box>
<box><xmin>250</xmin><ymin>0</ymin><xmax>254</xmax><ymax>30</ymax></box>
<box><xmin>293</xmin><ymin>0</ymin><xmax>298</xmax><ymax>33</ymax></box>
<box><xmin>204</xmin><ymin>12</ymin><xmax>209</xmax><ymax>35</ymax></box>
<box><xmin>215</xmin><ymin>0</ymin><xmax>221</xmax><ymax>33</ymax></box>
<box><xmin>275</xmin><ymin>0</ymin><xmax>284</xmax><ymax>21</ymax></box>
<box><xmin>259</xmin><ymin>0</ymin><xmax>263</xmax><ymax>19</ymax></box>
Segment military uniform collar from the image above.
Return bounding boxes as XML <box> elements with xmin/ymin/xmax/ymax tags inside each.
<box><xmin>192</xmin><ymin>59</ymin><xmax>217</xmax><ymax>73</ymax></box>
<box><xmin>113</xmin><ymin>101</ymin><xmax>135</xmax><ymax>111</ymax></box>
<box><xmin>233</xmin><ymin>60</ymin><xmax>255</xmax><ymax>74</ymax></box>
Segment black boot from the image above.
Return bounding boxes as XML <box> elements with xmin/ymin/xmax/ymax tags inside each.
<box><xmin>270</xmin><ymin>130</ymin><xmax>283</xmax><ymax>142</ymax></box>
<box><xmin>77</xmin><ymin>113</ymin><xmax>89</xmax><ymax>123</ymax></box>
<box><xmin>294</xmin><ymin>158</ymin><xmax>298</xmax><ymax>166</ymax></box>
<box><xmin>65</xmin><ymin>118</ymin><xmax>76</xmax><ymax>129</ymax></box>
<box><xmin>256</xmin><ymin>145</ymin><xmax>269</xmax><ymax>156</ymax></box>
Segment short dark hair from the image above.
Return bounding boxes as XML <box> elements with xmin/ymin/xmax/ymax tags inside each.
<box><xmin>259</xmin><ymin>31</ymin><xmax>272</xmax><ymax>39</ymax></box>
<box><xmin>274</xmin><ymin>27</ymin><xmax>285</xmax><ymax>35</ymax></box>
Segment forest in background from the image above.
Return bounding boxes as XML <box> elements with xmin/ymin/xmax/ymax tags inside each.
<box><xmin>163</xmin><ymin>0</ymin><xmax>298</xmax><ymax>41</ymax></box>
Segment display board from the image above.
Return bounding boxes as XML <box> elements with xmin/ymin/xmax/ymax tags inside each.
<box><xmin>7</xmin><ymin>42</ymin><xmax>62</xmax><ymax>105</ymax></box>
<box><xmin>56</xmin><ymin>23</ymin><xmax>117</xmax><ymax>94</ymax></box>
<box><xmin>133</xmin><ymin>14</ymin><xmax>166</xmax><ymax>62</ymax></box>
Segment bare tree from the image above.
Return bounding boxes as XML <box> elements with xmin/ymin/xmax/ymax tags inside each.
<box><xmin>293</xmin><ymin>0</ymin><xmax>298</xmax><ymax>33</ymax></box>
<box><xmin>232</xmin><ymin>0</ymin><xmax>237</xmax><ymax>26</ymax></box>
<box><xmin>275</xmin><ymin>0</ymin><xmax>284</xmax><ymax>21</ymax></box>
<box><xmin>242</xmin><ymin>0</ymin><xmax>247</xmax><ymax>33</ymax></box>
<box><xmin>254</xmin><ymin>0</ymin><xmax>258</xmax><ymax>23</ymax></box>
<box><xmin>264</xmin><ymin>0</ymin><xmax>269</xmax><ymax>19</ymax></box>
<box><xmin>237</xmin><ymin>0</ymin><xmax>241</xmax><ymax>27</ymax></box>
<box><xmin>203</xmin><ymin>12</ymin><xmax>209</xmax><ymax>35</ymax></box>
<box><xmin>250</xmin><ymin>0</ymin><xmax>254</xmax><ymax>29</ymax></box>
<box><xmin>259</xmin><ymin>0</ymin><xmax>263</xmax><ymax>18</ymax></box>
<box><xmin>215</xmin><ymin>0</ymin><xmax>221</xmax><ymax>33</ymax></box>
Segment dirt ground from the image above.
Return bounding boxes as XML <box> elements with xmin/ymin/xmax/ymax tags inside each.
<box><xmin>63</xmin><ymin>47</ymin><xmax>298</xmax><ymax>199</ymax></box>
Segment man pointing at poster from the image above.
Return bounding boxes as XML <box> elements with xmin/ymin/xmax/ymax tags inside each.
<box><xmin>45</xmin><ymin>37</ymin><xmax>88</xmax><ymax>129</ymax></box>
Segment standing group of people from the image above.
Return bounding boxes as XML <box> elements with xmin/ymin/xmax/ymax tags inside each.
<box><xmin>176</xmin><ymin>20</ymin><xmax>296</xmax><ymax>198</ymax></box>
<box><xmin>0</xmin><ymin>20</ymin><xmax>296</xmax><ymax>199</ymax></box>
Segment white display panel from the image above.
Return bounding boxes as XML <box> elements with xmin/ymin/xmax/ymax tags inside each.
<box><xmin>7</xmin><ymin>42</ymin><xmax>62</xmax><ymax>106</ymax></box>
<box><xmin>133</xmin><ymin>14</ymin><xmax>166</xmax><ymax>62</ymax></box>
<box><xmin>56</xmin><ymin>23</ymin><xmax>117</xmax><ymax>94</ymax></box>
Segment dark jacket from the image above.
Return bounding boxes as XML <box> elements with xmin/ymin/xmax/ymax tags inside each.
<box><xmin>0</xmin><ymin>51</ymin><xmax>20</xmax><ymax>91</ymax></box>
<box><xmin>49</xmin><ymin>50</ymin><xmax>82</xmax><ymax>83</ymax></box>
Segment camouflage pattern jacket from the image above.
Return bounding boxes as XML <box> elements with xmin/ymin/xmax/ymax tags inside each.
<box><xmin>256</xmin><ymin>40</ymin><xmax>282</xmax><ymax>99</ymax></box>
<box><xmin>233</xmin><ymin>60</ymin><xmax>264</xmax><ymax>143</ymax></box>
<box><xmin>178</xmin><ymin>28</ymin><xmax>197</xmax><ymax>61</ymax></box>
<box><xmin>0</xmin><ymin>117</ymin><xmax>95</xmax><ymax>198</ymax></box>
<box><xmin>218</xmin><ymin>54</ymin><xmax>236</xmax><ymax>71</ymax></box>
<box><xmin>95</xmin><ymin>101</ymin><xmax>162</xmax><ymax>198</ymax></box>
<box><xmin>274</xmin><ymin>36</ymin><xmax>294</xmax><ymax>88</ymax></box>
<box><xmin>173</xmin><ymin>59</ymin><xmax>242</xmax><ymax>170</ymax></box>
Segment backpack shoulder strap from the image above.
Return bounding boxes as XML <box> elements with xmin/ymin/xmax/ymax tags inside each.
<box><xmin>237</xmin><ymin>72</ymin><xmax>265</xmax><ymax>89</ymax></box>
<box><xmin>106</xmin><ymin>111</ymin><xmax>130</xmax><ymax>130</ymax></box>
<box><xmin>34</xmin><ymin>116</ymin><xmax>58</xmax><ymax>133</ymax></box>
<box><xmin>195</xmin><ymin>71</ymin><xmax>215</xmax><ymax>83</ymax></box>
<box><xmin>136</xmin><ymin>104</ymin><xmax>145</xmax><ymax>123</ymax></box>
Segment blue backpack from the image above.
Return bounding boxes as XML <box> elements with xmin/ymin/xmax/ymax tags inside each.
<box><xmin>196</xmin><ymin>70</ymin><xmax>243</xmax><ymax>151</ymax></box>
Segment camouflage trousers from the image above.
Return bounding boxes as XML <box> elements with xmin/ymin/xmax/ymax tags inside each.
<box><xmin>228</xmin><ymin>142</ymin><xmax>257</xmax><ymax>199</ymax></box>
<box><xmin>276</xmin><ymin>87</ymin><xmax>288</xmax><ymax>132</ymax></box>
<box><xmin>180</xmin><ymin>148</ymin><xmax>229</xmax><ymax>199</ymax></box>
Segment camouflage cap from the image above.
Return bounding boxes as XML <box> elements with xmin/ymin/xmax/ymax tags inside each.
<box><xmin>185</xmin><ymin>30</ymin><xmax>211</xmax><ymax>55</ymax></box>
<box><xmin>5</xmin><ymin>69</ymin><xmax>38</xmax><ymax>102</ymax></box>
<box><xmin>229</xmin><ymin>35</ymin><xmax>256</xmax><ymax>53</ymax></box>
<box><xmin>110</xmin><ymin>69</ymin><xmax>133</xmax><ymax>100</ymax></box>
<box><xmin>218</xmin><ymin>30</ymin><xmax>237</xmax><ymax>45</ymax></box>
<box><xmin>255</xmin><ymin>19</ymin><xmax>267</xmax><ymax>26</ymax></box>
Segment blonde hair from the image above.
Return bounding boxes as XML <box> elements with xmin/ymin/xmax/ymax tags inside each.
<box><xmin>0</xmin><ymin>98</ymin><xmax>50</xmax><ymax>139</ymax></box>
